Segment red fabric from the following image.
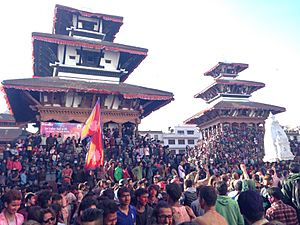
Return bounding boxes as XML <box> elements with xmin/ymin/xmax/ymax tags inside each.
<box><xmin>12</xmin><ymin>161</ymin><xmax>22</xmax><ymax>172</ymax></box>
<box><xmin>266</xmin><ymin>200</ymin><xmax>299</xmax><ymax>225</ymax></box>
<box><xmin>123</xmin><ymin>169</ymin><xmax>130</xmax><ymax>179</ymax></box>
<box><xmin>81</xmin><ymin>100</ymin><xmax>104</xmax><ymax>169</ymax></box>
<box><xmin>62</xmin><ymin>168</ymin><xmax>73</xmax><ymax>184</ymax></box>
<box><xmin>6</xmin><ymin>160</ymin><xmax>14</xmax><ymax>170</ymax></box>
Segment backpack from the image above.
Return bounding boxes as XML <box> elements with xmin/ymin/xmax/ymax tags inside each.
<box><xmin>292</xmin><ymin>177</ymin><xmax>300</xmax><ymax>210</ymax></box>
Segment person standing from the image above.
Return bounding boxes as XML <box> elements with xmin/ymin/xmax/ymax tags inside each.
<box><xmin>62</xmin><ymin>163</ymin><xmax>73</xmax><ymax>185</ymax></box>
<box><xmin>80</xmin><ymin>208</ymin><xmax>103</xmax><ymax>225</ymax></box>
<box><xmin>193</xmin><ymin>186</ymin><xmax>228</xmax><ymax>225</ymax></box>
<box><xmin>19</xmin><ymin>193</ymin><xmax>37</xmax><ymax>221</ymax></box>
<box><xmin>114</xmin><ymin>162</ymin><xmax>123</xmax><ymax>182</ymax></box>
<box><xmin>153</xmin><ymin>201</ymin><xmax>173</xmax><ymax>225</ymax></box>
<box><xmin>134</xmin><ymin>188</ymin><xmax>153</xmax><ymax>225</ymax></box>
<box><xmin>266</xmin><ymin>187</ymin><xmax>299</xmax><ymax>225</ymax></box>
<box><xmin>132</xmin><ymin>162</ymin><xmax>143</xmax><ymax>181</ymax></box>
<box><xmin>238</xmin><ymin>190</ymin><xmax>269</xmax><ymax>225</ymax></box>
<box><xmin>97</xmin><ymin>199</ymin><xmax>118</xmax><ymax>225</ymax></box>
<box><xmin>166</xmin><ymin>183</ymin><xmax>195</xmax><ymax>225</ymax></box>
<box><xmin>281</xmin><ymin>162</ymin><xmax>300</xmax><ymax>220</ymax></box>
<box><xmin>116</xmin><ymin>187</ymin><xmax>136</xmax><ymax>225</ymax></box>
<box><xmin>215</xmin><ymin>181</ymin><xmax>244</xmax><ymax>225</ymax></box>
<box><xmin>0</xmin><ymin>190</ymin><xmax>24</xmax><ymax>225</ymax></box>
<box><xmin>178</xmin><ymin>161</ymin><xmax>186</xmax><ymax>179</ymax></box>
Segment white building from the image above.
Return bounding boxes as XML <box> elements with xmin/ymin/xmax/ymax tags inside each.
<box><xmin>139</xmin><ymin>125</ymin><xmax>202</xmax><ymax>154</ymax></box>
<box><xmin>163</xmin><ymin>125</ymin><xmax>202</xmax><ymax>154</ymax></box>
<box><xmin>138</xmin><ymin>130</ymin><xmax>164</xmax><ymax>143</ymax></box>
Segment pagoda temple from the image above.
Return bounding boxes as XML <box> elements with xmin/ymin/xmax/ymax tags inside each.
<box><xmin>185</xmin><ymin>62</ymin><xmax>285</xmax><ymax>155</ymax></box>
<box><xmin>1</xmin><ymin>5</ymin><xmax>174</xmax><ymax>129</ymax></box>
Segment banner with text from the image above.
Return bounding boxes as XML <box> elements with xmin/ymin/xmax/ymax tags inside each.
<box><xmin>40</xmin><ymin>122</ymin><xmax>83</xmax><ymax>140</ymax></box>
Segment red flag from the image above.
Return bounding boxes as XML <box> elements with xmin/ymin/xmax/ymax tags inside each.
<box><xmin>81</xmin><ymin>99</ymin><xmax>104</xmax><ymax>170</ymax></box>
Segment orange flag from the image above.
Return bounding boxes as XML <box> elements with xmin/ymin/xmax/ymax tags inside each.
<box><xmin>81</xmin><ymin>99</ymin><xmax>104</xmax><ymax>170</ymax></box>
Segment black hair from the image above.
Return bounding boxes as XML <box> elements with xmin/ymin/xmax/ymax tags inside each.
<box><xmin>101</xmin><ymin>189</ymin><xmax>115</xmax><ymax>200</ymax></box>
<box><xmin>153</xmin><ymin>201</ymin><xmax>172</xmax><ymax>219</ymax></box>
<box><xmin>185</xmin><ymin>179</ymin><xmax>193</xmax><ymax>188</ymax></box>
<box><xmin>148</xmin><ymin>184</ymin><xmax>159</xmax><ymax>193</ymax></box>
<box><xmin>3</xmin><ymin>190</ymin><xmax>22</xmax><ymax>204</ymax></box>
<box><xmin>97</xmin><ymin>199</ymin><xmax>118</xmax><ymax>218</ymax></box>
<box><xmin>289</xmin><ymin>162</ymin><xmax>300</xmax><ymax>173</ymax></box>
<box><xmin>52</xmin><ymin>193</ymin><xmax>62</xmax><ymax>201</ymax></box>
<box><xmin>41</xmin><ymin>208</ymin><xmax>56</xmax><ymax>223</ymax></box>
<box><xmin>37</xmin><ymin>190</ymin><xmax>52</xmax><ymax>209</ymax></box>
<box><xmin>216</xmin><ymin>181</ymin><xmax>227</xmax><ymax>195</ymax></box>
<box><xmin>199</xmin><ymin>186</ymin><xmax>217</xmax><ymax>207</ymax></box>
<box><xmin>117</xmin><ymin>187</ymin><xmax>130</xmax><ymax>198</ymax></box>
<box><xmin>25</xmin><ymin>193</ymin><xmax>35</xmax><ymax>203</ymax></box>
<box><xmin>80</xmin><ymin>208</ymin><xmax>103</xmax><ymax>224</ymax></box>
<box><xmin>253</xmin><ymin>174</ymin><xmax>260</xmax><ymax>182</ymax></box>
<box><xmin>166</xmin><ymin>183</ymin><xmax>182</xmax><ymax>202</ymax></box>
<box><xmin>267</xmin><ymin>187</ymin><xmax>284</xmax><ymax>200</ymax></box>
<box><xmin>135</xmin><ymin>188</ymin><xmax>148</xmax><ymax>198</ymax></box>
<box><xmin>50</xmin><ymin>203</ymin><xmax>63</xmax><ymax>222</ymax></box>
<box><xmin>27</xmin><ymin>206</ymin><xmax>42</xmax><ymax>222</ymax></box>
<box><xmin>238</xmin><ymin>190</ymin><xmax>264</xmax><ymax>223</ymax></box>
<box><xmin>234</xmin><ymin>180</ymin><xmax>243</xmax><ymax>192</ymax></box>
<box><xmin>58</xmin><ymin>186</ymin><xmax>67</xmax><ymax>194</ymax></box>
<box><xmin>78</xmin><ymin>197</ymin><xmax>97</xmax><ymax>216</ymax></box>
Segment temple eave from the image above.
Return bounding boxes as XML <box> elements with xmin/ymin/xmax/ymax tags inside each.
<box><xmin>38</xmin><ymin>107</ymin><xmax>141</xmax><ymax>124</ymax></box>
<box><xmin>185</xmin><ymin>101</ymin><xmax>286</xmax><ymax>126</ymax></box>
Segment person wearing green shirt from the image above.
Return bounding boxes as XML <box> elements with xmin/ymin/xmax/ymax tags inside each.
<box><xmin>132</xmin><ymin>162</ymin><xmax>143</xmax><ymax>181</ymax></box>
<box><xmin>114</xmin><ymin>162</ymin><xmax>123</xmax><ymax>182</ymax></box>
<box><xmin>215</xmin><ymin>181</ymin><xmax>244</xmax><ymax>225</ymax></box>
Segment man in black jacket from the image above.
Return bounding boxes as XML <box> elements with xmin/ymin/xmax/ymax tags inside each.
<box><xmin>135</xmin><ymin>188</ymin><xmax>153</xmax><ymax>225</ymax></box>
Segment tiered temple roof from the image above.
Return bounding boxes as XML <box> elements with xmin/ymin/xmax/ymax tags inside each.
<box><xmin>53</xmin><ymin>4</ymin><xmax>123</xmax><ymax>42</ymax></box>
<box><xmin>1</xmin><ymin>4</ymin><xmax>174</xmax><ymax>124</ymax></box>
<box><xmin>32</xmin><ymin>32</ymin><xmax>147</xmax><ymax>82</ymax></box>
<box><xmin>185</xmin><ymin>62</ymin><xmax>285</xmax><ymax>128</ymax></box>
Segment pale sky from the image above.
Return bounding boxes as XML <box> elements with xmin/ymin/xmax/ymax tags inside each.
<box><xmin>1</xmin><ymin>0</ymin><xmax>300</xmax><ymax>132</ymax></box>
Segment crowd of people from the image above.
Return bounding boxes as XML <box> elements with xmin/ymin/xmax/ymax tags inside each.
<box><xmin>0</xmin><ymin>122</ymin><xmax>300</xmax><ymax>225</ymax></box>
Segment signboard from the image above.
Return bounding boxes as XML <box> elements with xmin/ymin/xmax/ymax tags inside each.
<box><xmin>40</xmin><ymin>122</ymin><xmax>83</xmax><ymax>140</ymax></box>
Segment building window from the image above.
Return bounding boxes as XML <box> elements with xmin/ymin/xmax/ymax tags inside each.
<box><xmin>168</xmin><ymin>139</ymin><xmax>175</xmax><ymax>145</ymax></box>
<box><xmin>105</xmin><ymin>59</ymin><xmax>112</xmax><ymax>64</ymax></box>
<box><xmin>178</xmin><ymin>139</ymin><xmax>185</xmax><ymax>145</ymax></box>
<box><xmin>188</xmin><ymin>140</ymin><xmax>195</xmax><ymax>145</ymax></box>
<box><xmin>77</xmin><ymin>50</ymin><xmax>104</xmax><ymax>68</ymax></box>
<box><xmin>177</xmin><ymin>130</ymin><xmax>184</xmax><ymax>135</ymax></box>
<box><xmin>80</xmin><ymin>20</ymin><xmax>97</xmax><ymax>31</ymax></box>
<box><xmin>187</xmin><ymin>130</ymin><xmax>194</xmax><ymax>135</ymax></box>
<box><xmin>154</xmin><ymin>135</ymin><xmax>158</xmax><ymax>140</ymax></box>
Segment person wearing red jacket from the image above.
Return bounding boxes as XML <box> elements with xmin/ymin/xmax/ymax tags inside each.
<box><xmin>6</xmin><ymin>157</ymin><xmax>14</xmax><ymax>171</ymax></box>
<box><xmin>12</xmin><ymin>158</ymin><xmax>22</xmax><ymax>172</ymax></box>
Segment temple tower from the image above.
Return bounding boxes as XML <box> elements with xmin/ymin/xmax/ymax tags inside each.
<box><xmin>185</xmin><ymin>62</ymin><xmax>285</xmax><ymax>156</ymax></box>
<box><xmin>1</xmin><ymin>5</ymin><xmax>174</xmax><ymax>131</ymax></box>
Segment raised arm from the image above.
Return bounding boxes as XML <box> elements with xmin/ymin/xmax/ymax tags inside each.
<box><xmin>240</xmin><ymin>163</ymin><xmax>250</xmax><ymax>180</ymax></box>
<box><xmin>196</xmin><ymin>164</ymin><xmax>211</xmax><ymax>185</ymax></box>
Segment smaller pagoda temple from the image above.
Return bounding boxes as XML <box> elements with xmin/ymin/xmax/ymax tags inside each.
<box><xmin>185</xmin><ymin>62</ymin><xmax>285</xmax><ymax>143</ymax></box>
<box><xmin>0</xmin><ymin>114</ymin><xmax>29</xmax><ymax>150</ymax></box>
<box><xmin>1</xmin><ymin>5</ymin><xmax>174</xmax><ymax>131</ymax></box>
